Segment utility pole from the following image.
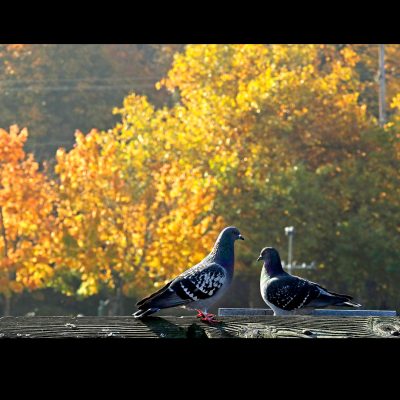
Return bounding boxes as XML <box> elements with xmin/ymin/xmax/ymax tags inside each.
<box><xmin>284</xmin><ymin>226</ymin><xmax>295</xmax><ymax>274</ymax></box>
<box><xmin>379</xmin><ymin>44</ymin><xmax>386</xmax><ymax>127</ymax></box>
<box><xmin>283</xmin><ymin>226</ymin><xmax>316</xmax><ymax>272</ymax></box>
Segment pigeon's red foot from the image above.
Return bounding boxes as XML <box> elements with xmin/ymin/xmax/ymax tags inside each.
<box><xmin>195</xmin><ymin>309</ymin><xmax>205</xmax><ymax>319</ymax></box>
<box><xmin>201</xmin><ymin>313</ymin><xmax>219</xmax><ymax>324</ymax></box>
<box><xmin>202</xmin><ymin>313</ymin><xmax>219</xmax><ymax>324</ymax></box>
<box><xmin>195</xmin><ymin>310</ymin><xmax>219</xmax><ymax>324</ymax></box>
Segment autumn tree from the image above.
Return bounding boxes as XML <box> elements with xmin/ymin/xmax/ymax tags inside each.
<box><xmin>52</xmin><ymin>118</ymin><xmax>223</xmax><ymax>314</ymax></box>
<box><xmin>348</xmin><ymin>44</ymin><xmax>400</xmax><ymax>122</ymax></box>
<box><xmin>118</xmin><ymin>44</ymin><xmax>399</xmax><ymax>308</ymax></box>
<box><xmin>48</xmin><ymin>44</ymin><xmax>400</xmax><ymax>311</ymax></box>
<box><xmin>4</xmin><ymin>44</ymin><xmax>400</xmax><ymax>314</ymax></box>
<box><xmin>0</xmin><ymin>126</ymin><xmax>56</xmax><ymax>315</ymax></box>
<box><xmin>0</xmin><ymin>44</ymin><xmax>184</xmax><ymax>161</ymax></box>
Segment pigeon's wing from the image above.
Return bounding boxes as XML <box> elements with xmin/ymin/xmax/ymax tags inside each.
<box><xmin>135</xmin><ymin>262</ymin><xmax>226</xmax><ymax>311</ymax></box>
<box><xmin>300</xmin><ymin>277</ymin><xmax>355</xmax><ymax>301</ymax></box>
<box><xmin>170</xmin><ymin>262</ymin><xmax>227</xmax><ymax>303</ymax></box>
<box><xmin>266</xmin><ymin>275</ymin><xmax>322</xmax><ymax>311</ymax></box>
<box><xmin>267</xmin><ymin>275</ymin><xmax>358</xmax><ymax>311</ymax></box>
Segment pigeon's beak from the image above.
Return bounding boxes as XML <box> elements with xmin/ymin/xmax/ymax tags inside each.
<box><xmin>257</xmin><ymin>256</ymin><xmax>262</xmax><ymax>262</ymax></box>
<box><xmin>238</xmin><ymin>234</ymin><xmax>245</xmax><ymax>240</ymax></box>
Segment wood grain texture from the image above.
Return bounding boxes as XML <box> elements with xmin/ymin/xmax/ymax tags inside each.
<box><xmin>0</xmin><ymin>316</ymin><xmax>400</xmax><ymax>338</ymax></box>
<box><xmin>218</xmin><ymin>308</ymin><xmax>397</xmax><ymax>317</ymax></box>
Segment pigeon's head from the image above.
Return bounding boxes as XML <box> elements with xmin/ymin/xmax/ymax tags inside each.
<box><xmin>257</xmin><ymin>247</ymin><xmax>281</xmax><ymax>264</ymax></box>
<box><xmin>218</xmin><ymin>226</ymin><xmax>244</xmax><ymax>243</ymax></box>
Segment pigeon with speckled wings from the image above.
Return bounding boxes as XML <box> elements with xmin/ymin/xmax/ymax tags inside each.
<box><xmin>258</xmin><ymin>247</ymin><xmax>361</xmax><ymax>315</ymax></box>
<box><xmin>133</xmin><ymin>226</ymin><xmax>244</xmax><ymax>323</ymax></box>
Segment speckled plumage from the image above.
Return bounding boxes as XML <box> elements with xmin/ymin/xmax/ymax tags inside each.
<box><xmin>258</xmin><ymin>247</ymin><xmax>361</xmax><ymax>315</ymax></box>
<box><xmin>133</xmin><ymin>226</ymin><xmax>244</xmax><ymax>318</ymax></box>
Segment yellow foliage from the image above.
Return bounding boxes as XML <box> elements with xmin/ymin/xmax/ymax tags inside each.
<box><xmin>4</xmin><ymin>44</ymin><xmax>393</xmax><ymax>304</ymax></box>
<box><xmin>53</xmin><ymin>126</ymin><xmax>223</xmax><ymax>296</ymax></box>
<box><xmin>0</xmin><ymin>126</ymin><xmax>56</xmax><ymax>297</ymax></box>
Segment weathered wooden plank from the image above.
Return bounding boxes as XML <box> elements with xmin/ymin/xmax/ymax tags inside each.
<box><xmin>219</xmin><ymin>308</ymin><xmax>274</xmax><ymax>316</ymax></box>
<box><xmin>218</xmin><ymin>308</ymin><xmax>397</xmax><ymax>317</ymax></box>
<box><xmin>214</xmin><ymin>316</ymin><xmax>400</xmax><ymax>338</ymax></box>
<box><xmin>0</xmin><ymin>316</ymin><xmax>399</xmax><ymax>338</ymax></box>
<box><xmin>312</xmin><ymin>309</ymin><xmax>397</xmax><ymax>317</ymax></box>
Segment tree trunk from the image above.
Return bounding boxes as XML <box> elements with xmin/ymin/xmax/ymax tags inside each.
<box><xmin>108</xmin><ymin>287</ymin><xmax>124</xmax><ymax>316</ymax></box>
<box><xmin>0</xmin><ymin>207</ymin><xmax>12</xmax><ymax>316</ymax></box>
<box><xmin>117</xmin><ymin>286</ymin><xmax>124</xmax><ymax>315</ymax></box>
<box><xmin>107</xmin><ymin>272</ymin><xmax>124</xmax><ymax>316</ymax></box>
<box><xmin>3</xmin><ymin>295</ymin><xmax>11</xmax><ymax>316</ymax></box>
<box><xmin>107</xmin><ymin>297</ymin><xmax>115</xmax><ymax>316</ymax></box>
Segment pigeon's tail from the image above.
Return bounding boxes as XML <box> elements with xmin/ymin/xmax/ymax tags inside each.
<box><xmin>337</xmin><ymin>299</ymin><xmax>362</xmax><ymax>308</ymax></box>
<box><xmin>329</xmin><ymin>292</ymin><xmax>362</xmax><ymax>308</ymax></box>
<box><xmin>133</xmin><ymin>307</ymin><xmax>160</xmax><ymax>319</ymax></box>
<box><xmin>310</xmin><ymin>287</ymin><xmax>362</xmax><ymax>309</ymax></box>
<box><xmin>133</xmin><ymin>279</ymin><xmax>188</xmax><ymax>319</ymax></box>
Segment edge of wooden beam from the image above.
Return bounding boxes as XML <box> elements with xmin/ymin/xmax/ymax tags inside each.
<box><xmin>218</xmin><ymin>308</ymin><xmax>397</xmax><ymax>317</ymax></box>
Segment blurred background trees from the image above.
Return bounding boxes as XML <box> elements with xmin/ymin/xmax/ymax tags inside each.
<box><xmin>0</xmin><ymin>44</ymin><xmax>184</xmax><ymax>161</ymax></box>
<box><xmin>0</xmin><ymin>44</ymin><xmax>399</xmax><ymax>315</ymax></box>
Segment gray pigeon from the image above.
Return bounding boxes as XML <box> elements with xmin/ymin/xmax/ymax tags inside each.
<box><xmin>258</xmin><ymin>247</ymin><xmax>361</xmax><ymax>315</ymax></box>
<box><xmin>133</xmin><ymin>226</ymin><xmax>244</xmax><ymax>322</ymax></box>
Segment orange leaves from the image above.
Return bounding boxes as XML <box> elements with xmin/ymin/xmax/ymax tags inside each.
<box><xmin>340</xmin><ymin>47</ymin><xmax>360</xmax><ymax>67</ymax></box>
<box><xmin>143</xmin><ymin>163</ymin><xmax>222</xmax><ymax>281</ymax></box>
<box><xmin>1</xmin><ymin>44</ymin><xmax>399</xmax><ymax>310</ymax></box>
<box><xmin>0</xmin><ymin>126</ymin><xmax>56</xmax><ymax>297</ymax></box>
<box><xmin>1</xmin><ymin>44</ymin><xmax>400</xmax><ymax>311</ymax></box>
<box><xmin>0</xmin><ymin>125</ymin><xmax>28</xmax><ymax>164</ymax></box>
<box><xmin>52</xmin><ymin>118</ymin><xmax>223</xmax><ymax>298</ymax></box>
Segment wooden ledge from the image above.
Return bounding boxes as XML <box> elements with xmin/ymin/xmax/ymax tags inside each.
<box><xmin>218</xmin><ymin>308</ymin><xmax>397</xmax><ymax>317</ymax></box>
<box><xmin>0</xmin><ymin>315</ymin><xmax>400</xmax><ymax>338</ymax></box>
